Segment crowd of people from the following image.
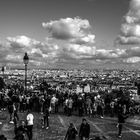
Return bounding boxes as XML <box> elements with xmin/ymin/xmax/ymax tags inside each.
<box><xmin>0</xmin><ymin>80</ymin><xmax>140</xmax><ymax>139</ymax></box>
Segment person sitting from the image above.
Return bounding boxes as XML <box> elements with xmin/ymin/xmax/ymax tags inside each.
<box><xmin>14</xmin><ymin>120</ymin><xmax>29</xmax><ymax>140</ymax></box>
<box><xmin>0</xmin><ymin>134</ymin><xmax>7</xmax><ymax>140</ymax></box>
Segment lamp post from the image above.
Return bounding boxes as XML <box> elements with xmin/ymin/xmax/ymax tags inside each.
<box><xmin>23</xmin><ymin>52</ymin><xmax>29</xmax><ymax>95</ymax></box>
<box><xmin>1</xmin><ymin>66</ymin><xmax>4</xmax><ymax>78</ymax></box>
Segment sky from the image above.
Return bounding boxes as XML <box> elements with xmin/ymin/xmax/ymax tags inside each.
<box><xmin>1</xmin><ymin>0</ymin><xmax>140</xmax><ymax>70</ymax></box>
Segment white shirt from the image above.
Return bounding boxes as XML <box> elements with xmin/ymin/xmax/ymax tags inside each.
<box><xmin>27</xmin><ymin>113</ymin><xmax>34</xmax><ymax>125</ymax></box>
<box><xmin>51</xmin><ymin>97</ymin><xmax>57</xmax><ymax>104</ymax></box>
<box><xmin>26</xmin><ymin>97</ymin><xmax>30</xmax><ymax>104</ymax></box>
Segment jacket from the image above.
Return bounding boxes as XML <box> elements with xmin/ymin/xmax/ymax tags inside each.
<box><xmin>79</xmin><ymin>123</ymin><xmax>90</xmax><ymax>138</ymax></box>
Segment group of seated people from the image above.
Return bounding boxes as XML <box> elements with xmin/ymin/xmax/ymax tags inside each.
<box><xmin>0</xmin><ymin>135</ymin><xmax>7</xmax><ymax>140</ymax></box>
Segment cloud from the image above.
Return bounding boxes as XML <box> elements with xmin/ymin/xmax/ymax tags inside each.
<box><xmin>2</xmin><ymin>13</ymin><xmax>140</xmax><ymax>69</ymax></box>
<box><xmin>121</xmin><ymin>24</ymin><xmax>140</xmax><ymax>37</ymax></box>
<box><xmin>116</xmin><ymin>0</ymin><xmax>140</xmax><ymax>45</ymax></box>
<box><xmin>0</xmin><ymin>42</ymin><xmax>12</xmax><ymax>65</ymax></box>
<box><xmin>42</xmin><ymin>17</ymin><xmax>95</xmax><ymax>45</ymax></box>
<box><xmin>64</xmin><ymin>44</ymin><xmax>96</xmax><ymax>59</ymax></box>
<box><xmin>7</xmin><ymin>36</ymin><xmax>41</xmax><ymax>54</ymax></box>
<box><xmin>124</xmin><ymin>46</ymin><xmax>140</xmax><ymax>58</ymax></box>
<box><xmin>95</xmin><ymin>47</ymin><xmax>140</xmax><ymax>60</ymax></box>
<box><xmin>5</xmin><ymin>54</ymin><xmax>23</xmax><ymax>63</ymax></box>
<box><xmin>116</xmin><ymin>35</ymin><xmax>140</xmax><ymax>44</ymax></box>
<box><xmin>0</xmin><ymin>35</ymin><xmax>61</xmax><ymax>67</ymax></box>
<box><xmin>70</xmin><ymin>34</ymin><xmax>95</xmax><ymax>45</ymax></box>
<box><xmin>76</xmin><ymin>46</ymin><xmax>140</xmax><ymax>63</ymax></box>
<box><xmin>6</xmin><ymin>35</ymin><xmax>140</xmax><ymax>67</ymax></box>
<box><xmin>42</xmin><ymin>17</ymin><xmax>97</xmax><ymax>66</ymax></box>
<box><xmin>2</xmin><ymin>34</ymin><xmax>140</xmax><ymax>69</ymax></box>
<box><xmin>123</xmin><ymin>57</ymin><xmax>140</xmax><ymax>63</ymax></box>
<box><xmin>7</xmin><ymin>36</ymin><xmax>40</xmax><ymax>47</ymax></box>
<box><xmin>95</xmin><ymin>49</ymin><xmax>124</xmax><ymax>59</ymax></box>
<box><xmin>78</xmin><ymin>48</ymin><xmax>126</xmax><ymax>60</ymax></box>
<box><xmin>7</xmin><ymin>35</ymin><xmax>59</xmax><ymax>56</ymax></box>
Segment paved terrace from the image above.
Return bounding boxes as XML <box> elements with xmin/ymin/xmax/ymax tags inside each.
<box><xmin>0</xmin><ymin>111</ymin><xmax>140</xmax><ymax>140</ymax></box>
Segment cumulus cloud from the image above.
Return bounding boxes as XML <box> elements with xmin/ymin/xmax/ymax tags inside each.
<box><xmin>95</xmin><ymin>49</ymin><xmax>124</xmax><ymax>59</ymax></box>
<box><xmin>7</xmin><ymin>36</ymin><xmax>40</xmax><ymax>47</ymax></box>
<box><xmin>2</xmin><ymin>35</ymin><xmax>140</xmax><ymax>68</ymax></box>
<box><xmin>5</xmin><ymin>54</ymin><xmax>23</xmax><ymax>63</ymax></box>
<box><xmin>123</xmin><ymin>57</ymin><xmax>140</xmax><ymax>63</ymax></box>
<box><xmin>42</xmin><ymin>17</ymin><xmax>95</xmax><ymax>45</ymax></box>
<box><xmin>77</xmin><ymin>46</ymin><xmax>140</xmax><ymax>63</ymax></box>
<box><xmin>0</xmin><ymin>42</ymin><xmax>13</xmax><ymax>65</ymax></box>
<box><xmin>121</xmin><ymin>24</ymin><xmax>140</xmax><ymax>37</ymax></box>
<box><xmin>7</xmin><ymin>35</ymin><xmax>59</xmax><ymax>57</ymax></box>
<box><xmin>3</xmin><ymin>13</ymin><xmax>140</xmax><ymax>68</ymax></box>
<box><xmin>116</xmin><ymin>0</ymin><xmax>140</xmax><ymax>45</ymax></box>
<box><xmin>70</xmin><ymin>34</ymin><xmax>95</xmax><ymax>45</ymax></box>
<box><xmin>116</xmin><ymin>35</ymin><xmax>140</xmax><ymax>45</ymax></box>
<box><xmin>7</xmin><ymin>35</ymin><xmax>140</xmax><ymax>66</ymax></box>
<box><xmin>2</xmin><ymin>34</ymin><xmax>140</xmax><ymax>68</ymax></box>
<box><xmin>0</xmin><ymin>35</ymin><xmax>61</xmax><ymax>67</ymax></box>
<box><xmin>42</xmin><ymin>17</ymin><xmax>97</xmax><ymax>66</ymax></box>
<box><xmin>96</xmin><ymin>47</ymin><xmax>140</xmax><ymax>60</ymax></box>
<box><xmin>65</xmin><ymin>44</ymin><xmax>96</xmax><ymax>59</ymax></box>
<box><xmin>77</xmin><ymin>49</ymin><xmax>125</xmax><ymax>60</ymax></box>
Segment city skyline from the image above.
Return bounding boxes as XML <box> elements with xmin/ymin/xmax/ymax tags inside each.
<box><xmin>1</xmin><ymin>0</ymin><xmax>140</xmax><ymax>69</ymax></box>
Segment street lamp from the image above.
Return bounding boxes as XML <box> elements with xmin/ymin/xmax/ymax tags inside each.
<box><xmin>23</xmin><ymin>52</ymin><xmax>29</xmax><ymax>94</ymax></box>
<box><xmin>1</xmin><ymin>66</ymin><xmax>4</xmax><ymax>78</ymax></box>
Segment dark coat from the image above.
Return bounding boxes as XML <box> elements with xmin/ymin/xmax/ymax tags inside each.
<box><xmin>117</xmin><ymin>105</ymin><xmax>128</xmax><ymax>123</ymax></box>
<box><xmin>79</xmin><ymin>123</ymin><xmax>90</xmax><ymax>138</ymax></box>
<box><xmin>15</xmin><ymin>125</ymin><xmax>28</xmax><ymax>140</ymax></box>
<box><xmin>8</xmin><ymin>104</ymin><xmax>14</xmax><ymax>114</ymax></box>
<box><xmin>65</xmin><ymin>127</ymin><xmax>77</xmax><ymax>140</ymax></box>
<box><xmin>118</xmin><ymin>113</ymin><xmax>125</xmax><ymax>123</ymax></box>
<box><xmin>43</xmin><ymin>106</ymin><xmax>49</xmax><ymax>117</ymax></box>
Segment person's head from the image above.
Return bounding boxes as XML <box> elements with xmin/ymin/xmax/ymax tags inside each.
<box><xmin>27</xmin><ymin>109</ymin><xmax>31</xmax><ymax>114</ymax></box>
<box><xmin>82</xmin><ymin>118</ymin><xmax>87</xmax><ymax>125</ymax></box>
<box><xmin>69</xmin><ymin>123</ymin><xmax>74</xmax><ymax>128</ymax></box>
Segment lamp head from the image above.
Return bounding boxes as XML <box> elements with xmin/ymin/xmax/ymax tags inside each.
<box><xmin>23</xmin><ymin>52</ymin><xmax>29</xmax><ymax>65</ymax></box>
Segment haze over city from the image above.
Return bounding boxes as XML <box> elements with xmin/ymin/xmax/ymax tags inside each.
<box><xmin>1</xmin><ymin>0</ymin><xmax>140</xmax><ymax>70</ymax></box>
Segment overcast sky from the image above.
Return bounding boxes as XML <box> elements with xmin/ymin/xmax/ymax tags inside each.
<box><xmin>1</xmin><ymin>0</ymin><xmax>140</xmax><ymax>70</ymax></box>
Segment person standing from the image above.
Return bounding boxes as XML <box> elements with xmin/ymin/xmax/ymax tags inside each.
<box><xmin>50</xmin><ymin>95</ymin><xmax>58</xmax><ymax>114</ymax></box>
<box><xmin>110</xmin><ymin>100</ymin><xmax>115</xmax><ymax>117</ymax></box>
<box><xmin>42</xmin><ymin>105</ymin><xmax>49</xmax><ymax>129</ymax></box>
<box><xmin>78</xmin><ymin>97</ymin><xmax>84</xmax><ymax>117</ymax></box>
<box><xmin>26</xmin><ymin>110</ymin><xmax>34</xmax><ymax>140</ymax></box>
<box><xmin>67</xmin><ymin>97</ymin><xmax>73</xmax><ymax>116</ymax></box>
<box><xmin>117</xmin><ymin>104</ymin><xmax>127</xmax><ymax>138</ymax></box>
<box><xmin>79</xmin><ymin>118</ymin><xmax>90</xmax><ymax>140</ymax></box>
<box><xmin>8</xmin><ymin>100</ymin><xmax>14</xmax><ymax>124</ymax></box>
<box><xmin>26</xmin><ymin>95</ymin><xmax>31</xmax><ymax>112</ymax></box>
<box><xmin>64</xmin><ymin>123</ymin><xmax>78</xmax><ymax>140</ymax></box>
<box><xmin>64</xmin><ymin>98</ymin><xmax>69</xmax><ymax>115</ymax></box>
<box><xmin>13</xmin><ymin>103</ymin><xmax>19</xmax><ymax>134</ymax></box>
<box><xmin>13</xmin><ymin>103</ymin><xmax>19</xmax><ymax>121</ymax></box>
<box><xmin>0</xmin><ymin>94</ymin><xmax>2</xmax><ymax>124</ymax></box>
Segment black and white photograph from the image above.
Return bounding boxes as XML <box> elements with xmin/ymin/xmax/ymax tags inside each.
<box><xmin>0</xmin><ymin>0</ymin><xmax>140</xmax><ymax>139</ymax></box>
